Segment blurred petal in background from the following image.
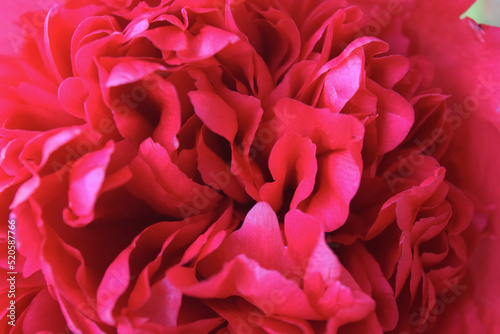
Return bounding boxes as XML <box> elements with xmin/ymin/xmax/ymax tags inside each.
<box><xmin>0</xmin><ymin>0</ymin><xmax>498</xmax><ymax>55</ymax></box>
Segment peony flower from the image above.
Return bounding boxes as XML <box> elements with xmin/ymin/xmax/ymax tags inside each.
<box><xmin>1</xmin><ymin>0</ymin><xmax>499</xmax><ymax>333</ymax></box>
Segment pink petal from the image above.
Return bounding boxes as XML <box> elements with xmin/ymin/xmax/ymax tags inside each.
<box><xmin>58</xmin><ymin>77</ymin><xmax>88</xmax><ymax>118</ymax></box>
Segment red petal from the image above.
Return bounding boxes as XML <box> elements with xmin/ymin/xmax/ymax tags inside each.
<box><xmin>128</xmin><ymin>138</ymin><xmax>223</xmax><ymax>218</ymax></box>
<box><xmin>169</xmin><ymin>255</ymin><xmax>319</xmax><ymax>319</ymax></box>
<box><xmin>43</xmin><ymin>5</ymin><xmax>100</xmax><ymax>80</ymax></box>
<box><xmin>151</xmin><ymin>80</ymin><xmax>182</xmax><ymax>155</ymax></box>
<box><xmin>65</xmin><ymin>141</ymin><xmax>114</xmax><ymax>226</ymax></box>
<box><xmin>21</xmin><ymin>288</ymin><xmax>68</xmax><ymax>334</ymax></box>
<box><xmin>177</xmin><ymin>26</ymin><xmax>239</xmax><ymax>60</ymax></box>
<box><xmin>105</xmin><ymin>60</ymin><xmax>166</xmax><ymax>88</ymax></box>
<box><xmin>189</xmin><ymin>90</ymin><xmax>238</xmax><ymax>143</ymax></box>
<box><xmin>197</xmin><ymin>127</ymin><xmax>249</xmax><ymax>202</ymax></box>
<box><xmin>58</xmin><ymin>77</ymin><xmax>88</xmax><ymax>118</ymax></box>
<box><xmin>260</xmin><ymin>132</ymin><xmax>317</xmax><ymax>212</ymax></box>
<box><xmin>200</xmin><ymin>202</ymin><xmax>286</xmax><ymax>274</ymax></box>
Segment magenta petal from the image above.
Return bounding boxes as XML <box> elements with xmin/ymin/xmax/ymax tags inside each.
<box><xmin>208</xmin><ymin>299</ymin><xmax>315</xmax><ymax>334</ymax></box>
<box><xmin>21</xmin><ymin>288</ymin><xmax>68</xmax><ymax>334</ymax></box>
<box><xmin>260</xmin><ymin>133</ymin><xmax>317</xmax><ymax>211</ymax></box>
<box><xmin>11</xmin><ymin>127</ymin><xmax>84</xmax><ymax>208</ymax></box>
<box><xmin>96</xmin><ymin>228</ymin><xmax>157</xmax><ymax>325</ymax></box>
<box><xmin>285</xmin><ymin>209</ymin><xmax>374</xmax><ymax>325</ymax></box>
<box><xmin>340</xmin><ymin>242</ymin><xmax>399</xmax><ymax>331</ymax></box>
<box><xmin>95</xmin><ymin>212</ymin><xmax>209</xmax><ymax>325</ymax></box>
<box><xmin>320</xmin><ymin>50</ymin><xmax>364</xmax><ymax>112</ymax></box>
<box><xmin>58</xmin><ymin>77</ymin><xmax>88</xmax><ymax>118</ymax></box>
<box><xmin>363</xmin><ymin>79</ymin><xmax>415</xmax><ymax>170</ymax></box>
<box><xmin>206</xmin><ymin>202</ymin><xmax>286</xmax><ymax>273</ymax></box>
<box><xmin>3</xmin><ymin>82</ymin><xmax>81</xmax><ymax>131</ymax></box>
<box><xmin>222</xmin><ymin>89</ymin><xmax>263</xmax><ymax>149</ymax></box>
<box><xmin>189</xmin><ymin>90</ymin><xmax>238</xmax><ymax>143</ymax></box>
<box><xmin>39</xmin><ymin>228</ymin><xmax>90</xmax><ymax>317</ymax></box>
<box><xmin>197</xmin><ymin>128</ymin><xmax>249</xmax><ymax>202</ymax></box>
<box><xmin>128</xmin><ymin>138</ymin><xmax>222</xmax><ymax>218</ymax></box>
<box><xmin>70</xmin><ymin>15</ymin><xmax>119</xmax><ymax>76</ymax></box>
<box><xmin>9</xmin><ymin>175</ymin><xmax>41</xmax><ymax>210</ymax></box>
<box><xmin>0</xmin><ymin>1</ymin><xmax>45</xmax><ymax>55</ymax></box>
<box><xmin>14</xmin><ymin>201</ymin><xmax>43</xmax><ymax>276</ymax></box>
<box><xmin>151</xmin><ymin>80</ymin><xmax>182</xmax><ymax>155</ymax></box>
<box><xmin>270</xmin><ymin>99</ymin><xmax>365</xmax><ymax>231</ymax></box>
<box><xmin>140</xmin><ymin>26</ymin><xmax>188</xmax><ymax>52</ymax></box>
<box><xmin>132</xmin><ymin>277</ymin><xmax>182</xmax><ymax>327</ymax></box>
<box><xmin>273</xmin><ymin>98</ymin><xmax>365</xmax><ymax>153</ymax></box>
<box><xmin>369</xmin><ymin>55</ymin><xmax>410</xmax><ymax>90</ymax></box>
<box><xmin>65</xmin><ymin>141</ymin><xmax>114</xmax><ymax>226</ymax></box>
<box><xmin>105</xmin><ymin>60</ymin><xmax>166</xmax><ymax>87</ymax></box>
<box><xmin>284</xmin><ymin>209</ymin><xmax>341</xmax><ymax>283</ymax></box>
<box><xmin>181</xmin><ymin>203</ymin><xmax>235</xmax><ymax>265</ymax></box>
<box><xmin>250</xmin><ymin>6</ymin><xmax>301</xmax><ymax>82</ymax></box>
<box><xmin>169</xmin><ymin>255</ymin><xmax>319</xmax><ymax>319</ymax></box>
<box><xmin>19</xmin><ymin>127</ymin><xmax>82</xmax><ymax>169</ymax></box>
<box><xmin>55</xmin><ymin>291</ymin><xmax>110</xmax><ymax>334</ymax></box>
<box><xmin>305</xmin><ymin>150</ymin><xmax>363</xmax><ymax>232</ymax></box>
<box><xmin>178</xmin><ymin>26</ymin><xmax>239</xmax><ymax>60</ymax></box>
<box><xmin>320</xmin><ymin>278</ymin><xmax>375</xmax><ymax>322</ymax></box>
<box><xmin>43</xmin><ymin>4</ymin><xmax>100</xmax><ymax>80</ymax></box>
<box><xmin>366</xmin><ymin>165</ymin><xmax>445</xmax><ymax>239</ymax></box>
<box><xmin>408</xmin><ymin>0</ymin><xmax>500</xmax><ymax>207</ymax></box>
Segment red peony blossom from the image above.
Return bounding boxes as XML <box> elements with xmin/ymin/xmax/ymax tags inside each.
<box><xmin>0</xmin><ymin>0</ymin><xmax>499</xmax><ymax>333</ymax></box>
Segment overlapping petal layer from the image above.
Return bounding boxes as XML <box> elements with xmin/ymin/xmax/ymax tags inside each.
<box><xmin>0</xmin><ymin>0</ymin><xmax>499</xmax><ymax>333</ymax></box>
